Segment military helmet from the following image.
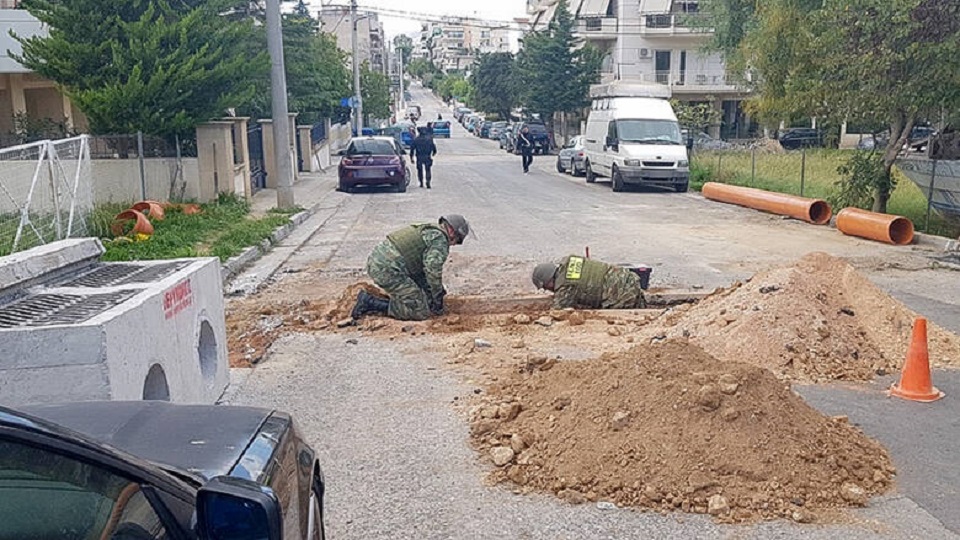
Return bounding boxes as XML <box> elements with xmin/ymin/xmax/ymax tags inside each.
<box><xmin>439</xmin><ymin>214</ymin><xmax>470</xmax><ymax>245</ymax></box>
<box><xmin>532</xmin><ymin>263</ymin><xmax>560</xmax><ymax>289</ymax></box>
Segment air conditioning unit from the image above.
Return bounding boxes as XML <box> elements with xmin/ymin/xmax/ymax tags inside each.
<box><xmin>639</xmin><ymin>48</ymin><xmax>650</xmax><ymax>58</ymax></box>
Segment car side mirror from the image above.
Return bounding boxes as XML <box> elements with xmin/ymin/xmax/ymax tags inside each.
<box><xmin>336</xmin><ymin>150</ymin><xmax>345</xmax><ymax>156</ymax></box>
<box><xmin>197</xmin><ymin>476</ymin><xmax>282</xmax><ymax>540</ymax></box>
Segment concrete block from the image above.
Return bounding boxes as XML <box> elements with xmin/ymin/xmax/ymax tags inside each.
<box><xmin>0</xmin><ymin>238</ymin><xmax>103</xmax><ymax>293</ymax></box>
<box><xmin>0</xmin><ymin>256</ymin><xmax>229</xmax><ymax>407</ymax></box>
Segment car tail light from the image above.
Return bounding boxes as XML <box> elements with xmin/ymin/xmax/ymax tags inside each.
<box><xmin>341</xmin><ymin>158</ymin><xmax>353</xmax><ymax>166</ymax></box>
<box><xmin>577</xmin><ymin>151</ymin><xmax>584</xmax><ymax>157</ymax></box>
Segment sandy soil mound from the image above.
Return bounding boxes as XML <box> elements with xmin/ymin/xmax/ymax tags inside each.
<box><xmin>471</xmin><ymin>340</ymin><xmax>894</xmax><ymax>523</ymax></box>
<box><xmin>643</xmin><ymin>252</ymin><xmax>960</xmax><ymax>381</ymax></box>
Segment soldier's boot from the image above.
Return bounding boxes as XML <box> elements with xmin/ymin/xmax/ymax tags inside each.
<box><xmin>350</xmin><ymin>290</ymin><xmax>390</xmax><ymax>319</ymax></box>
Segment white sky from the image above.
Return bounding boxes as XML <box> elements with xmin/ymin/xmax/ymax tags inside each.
<box><xmin>305</xmin><ymin>0</ymin><xmax>529</xmax><ymax>38</ymax></box>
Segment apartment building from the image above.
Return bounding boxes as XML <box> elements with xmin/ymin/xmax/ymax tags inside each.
<box><xmin>528</xmin><ymin>0</ymin><xmax>753</xmax><ymax>138</ymax></box>
<box><xmin>419</xmin><ymin>22</ymin><xmax>518</xmax><ymax>74</ymax></box>
<box><xmin>319</xmin><ymin>7</ymin><xmax>387</xmax><ymax>74</ymax></box>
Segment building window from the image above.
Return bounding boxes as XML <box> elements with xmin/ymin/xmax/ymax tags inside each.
<box><xmin>645</xmin><ymin>14</ymin><xmax>672</xmax><ymax>28</ymax></box>
<box><xmin>585</xmin><ymin>17</ymin><xmax>602</xmax><ymax>31</ymax></box>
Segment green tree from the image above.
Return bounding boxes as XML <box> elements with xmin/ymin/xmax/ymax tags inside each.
<box><xmin>672</xmin><ymin>99</ymin><xmax>722</xmax><ymax>133</ymax></box>
<box><xmin>435</xmin><ymin>74</ymin><xmax>472</xmax><ymax>104</ymax></box>
<box><xmin>15</xmin><ymin>0</ymin><xmax>265</xmax><ymax>137</ymax></box>
<box><xmin>471</xmin><ymin>53</ymin><xmax>517</xmax><ymax>119</ymax></box>
<box><xmin>514</xmin><ymin>0</ymin><xmax>602</xmax><ymax>131</ymax></box>
<box><xmin>282</xmin><ymin>8</ymin><xmax>351</xmax><ymax>123</ymax></box>
<box><xmin>700</xmin><ymin>0</ymin><xmax>960</xmax><ymax>212</ymax></box>
<box><xmin>393</xmin><ymin>34</ymin><xmax>413</xmax><ymax>67</ymax></box>
<box><xmin>361</xmin><ymin>62</ymin><xmax>390</xmax><ymax>122</ymax></box>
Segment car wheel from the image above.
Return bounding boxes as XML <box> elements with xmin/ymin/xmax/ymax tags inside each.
<box><xmin>573</xmin><ymin>164</ymin><xmax>584</xmax><ymax>177</ymax></box>
<box><xmin>611</xmin><ymin>166</ymin><xmax>625</xmax><ymax>192</ymax></box>
<box><xmin>585</xmin><ymin>161</ymin><xmax>596</xmax><ymax>183</ymax></box>
<box><xmin>674</xmin><ymin>181</ymin><xmax>689</xmax><ymax>193</ymax></box>
<box><xmin>338</xmin><ymin>180</ymin><xmax>352</xmax><ymax>193</ymax></box>
<box><xmin>556</xmin><ymin>158</ymin><xmax>566</xmax><ymax>173</ymax></box>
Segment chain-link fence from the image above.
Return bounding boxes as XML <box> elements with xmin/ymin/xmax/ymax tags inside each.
<box><xmin>0</xmin><ymin>136</ymin><xmax>94</xmax><ymax>256</ymax></box>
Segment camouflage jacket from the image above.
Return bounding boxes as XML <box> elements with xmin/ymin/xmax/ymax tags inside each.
<box><xmin>552</xmin><ymin>256</ymin><xmax>645</xmax><ymax>309</ymax></box>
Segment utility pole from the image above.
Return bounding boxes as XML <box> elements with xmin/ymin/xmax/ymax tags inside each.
<box><xmin>265</xmin><ymin>0</ymin><xmax>294</xmax><ymax>208</ymax></box>
<box><xmin>398</xmin><ymin>47</ymin><xmax>405</xmax><ymax>113</ymax></box>
<box><xmin>351</xmin><ymin>0</ymin><xmax>363</xmax><ymax>134</ymax></box>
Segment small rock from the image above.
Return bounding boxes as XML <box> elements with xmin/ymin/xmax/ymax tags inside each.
<box><xmin>535</xmin><ymin>316</ymin><xmax>554</xmax><ymax>327</ymax></box>
<box><xmin>336</xmin><ymin>318</ymin><xmax>356</xmax><ymax>328</ymax></box>
<box><xmin>696</xmin><ymin>384</ymin><xmax>722</xmax><ymax>411</ymax></box>
<box><xmin>367</xmin><ymin>321</ymin><xmax>386</xmax><ymax>331</ymax></box>
<box><xmin>345</xmin><ymin>338</ymin><xmax>359</xmax><ymax>345</ymax></box>
<box><xmin>792</xmin><ymin>509</ymin><xmax>816</xmax><ymax>523</ymax></box>
<box><xmin>490</xmin><ymin>446</ymin><xmax>515</xmax><ymax>467</ymax></box>
<box><xmin>759</xmin><ymin>285</ymin><xmax>780</xmax><ymax>294</ymax></box>
<box><xmin>474</xmin><ymin>338</ymin><xmax>492</xmax><ymax>348</ymax></box>
<box><xmin>479</xmin><ymin>406</ymin><xmax>499</xmax><ymax>419</ymax></box>
<box><xmin>568</xmin><ymin>312</ymin><xmax>586</xmax><ymax>326</ymax></box>
<box><xmin>401</xmin><ymin>325</ymin><xmax>414</xmax><ymax>333</ymax></box>
<box><xmin>720</xmin><ymin>408</ymin><xmax>740</xmax><ymax>422</ymax></box>
<box><xmin>549</xmin><ymin>310</ymin><xmax>569</xmax><ymax>321</ymax></box>
<box><xmin>471</xmin><ymin>420</ymin><xmax>496</xmax><ymax>436</ymax></box>
<box><xmin>707</xmin><ymin>494</ymin><xmax>730</xmax><ymax>516</ymax></box>
<box><xmin>511</xmin><ymin>338</ymin><xmax>526</xmax><ymax>349</ymax></box>
<box><xmin>446</xmin><ymin>315</ymin><xmax>462</xmax><ymax>325</ymax></box>
<box><xmin>644</xmin><ymin>486</ymin><xmax>662</xmax><ymax>502</ymax></box>
<box><xmin>840</xmin><ymin>482</ymin><xmax>868</xmax><ymax>505</ymax></box>
<box><xmin>610</xmin><ymin>410</ymin><xmax>631</xmax><ymax>431</ymax></box>
<box><xmin>873</xmin><ymin>470</ymin><xmax>886</xmax><ymax>483</ymax></box>
<box><xmin>718</xmin><ymin>374</ymin><xmax>739</xmax><ymax>395</ymax></box>
<box><xmin>832</xmin><ymin>415</ymin><xmax>849</xmax><ymax>424</ymax></box>
<box><xmin>596</xmin><ymin>501</ymin><xmax>617</xmax><ymax>510</ymax></box>
<box><xmin>558</xmin><ymin>489</ymin><xmax>587</xmax><ymax>505</ymax></box>
<box><xmin>510</xmin><ymin>433</ymin><xmax>528</xmax><ymax>454</ymax></box>
<box><xmin>513</xmin><ymin>314</ymin><xmax>532</xmax><ymax>325</ymax></box>
<box><xmin>507</xmin><ymin>465</ymin><xmax>526</xmax><ymax>484</ymax></box>
<box><xmin>607</xmin><ymin>326</ymin><xmax>622</xmax><ymax>337</ymax></box>
<box><xmin>527</xmin><ymin>354</ymin><xmax>548</xmax><ymax>366</ymax></box>
<box><xmin>499</xmin><ymin>402</ymin><xmax>522</xmax><ymax>421</ymax></box>
<box><xmin>553</xmin><ymin>396</ymin><xmax>572</xmax><ymax>410</ymax></box>
<box><xmin>840</xmin><ymin>307</ymin><xmax>855</xmax><ymax>316</ymax></box>
<box><xmin>540</xmin><ymin>358</ymin><xmax>557</xmax><ymax>371</ymax></box>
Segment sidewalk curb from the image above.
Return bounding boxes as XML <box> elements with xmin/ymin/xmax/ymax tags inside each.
<box><xmin>219</xmin><ymin>204</ymin><xmax>318</xmax><ymax>284</ymax></box>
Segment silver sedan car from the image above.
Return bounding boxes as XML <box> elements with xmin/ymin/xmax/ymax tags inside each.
<box><xmin>556</xmin><ymin>135</ymin><xmax>586</xmax><ymax>176</ymax></box>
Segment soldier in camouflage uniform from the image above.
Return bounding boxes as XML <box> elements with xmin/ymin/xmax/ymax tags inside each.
<box><xmin>351</xmin><ymin>215</ymin><xmax>471</xmax><ymax>321</ymax></box>
<box><xmin>531</xmin><ymin>255</ymin><xmax>647</xmax><ymax>309</ymax></box>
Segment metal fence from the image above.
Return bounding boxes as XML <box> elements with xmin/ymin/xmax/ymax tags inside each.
<box><xmin>311</xmin><ymin>121</ymin><xmax>328</xmax><ymax>145</ymax></box>
<box><xmin>87</xmin><ymin>133</ymin><xmax>197</xmax><ymax>203</ymax></box>
<box><xmin>0</xmin><ymin>136</ymin><xmax>94</xmax><ymax>256</ymax></box>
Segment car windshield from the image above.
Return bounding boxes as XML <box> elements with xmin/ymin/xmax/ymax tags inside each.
<box><xmin>525</xmin><ymin>124</ymin><xmax>547</xmax><ymax>134</ymax></box>
<box><xmin>616</xmin><ymin>120</ymin><xmax>682</xmax><ymax>144</ymax></box>
<box><xmin>347</xmin><ymin>140</ymin><xmax>397</xmax><ymax>155</ymax></box>
<box><xmin>435</xmin><ymin>122</ymin><xmax>450</xmax><ymax>128</ymax></box>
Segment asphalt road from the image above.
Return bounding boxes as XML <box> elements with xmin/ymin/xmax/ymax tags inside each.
<box><xmin>226</xmin><ymin>83</ymin><xmax>960</xmax><ymax>539</ymax></box>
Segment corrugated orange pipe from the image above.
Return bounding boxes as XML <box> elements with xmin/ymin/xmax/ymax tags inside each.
<box><xmin>702</xmin><ymin>182</ymin><xmax>832</xmax><ymax>224</ymax></box>
<box><xmin>836</xmin><ymin>207</ymin><xmax>914</xmax><ymax>245</ymax></box>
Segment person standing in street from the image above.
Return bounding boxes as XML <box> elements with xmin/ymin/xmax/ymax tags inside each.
<box><xmin>410</xmin><ymin>127</ymin><xmax>438</xmax><ymax>188</ymax></box>
<box><xmin>517</xmin><ymin>125</ymin><xmax>534</xmax><ymax>174</ymax></box>
<box><xmin>351</xmin><ymin>215</ymin><xmax>472</xmax><ymax>321</ymax></box>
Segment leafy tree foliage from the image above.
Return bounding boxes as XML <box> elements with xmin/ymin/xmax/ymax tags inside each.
<box><xmin>513</xmin><ymin>0</ymin><xmax>601</xmax><ymax>128</ymax></box>
<box><xmin>470</xmin><ymin>53</ymin><xmax>517</xmax><ymax>119</ymax></box>
<box><xmin>393</xmin><ymin>34</ymin><xmax>413</xmax><ymax>67</ymax></box>
<box><xmin>700</xmin><ymin>0</ymin><xmax>960</xmax><ymax>212</ymax></box>
<box><xmin>15</xmin><ymin>0</ymin><xmax>266</xmax><ymax>137</ymax></box>
<box><xmin>672</xmin><ymin>99</ymin><xmax>722</xmax><ymax>132</ymax></box>
<box><xmin>361</xmin><ymin>62</ymin><xmax>390</xmax><ymax>122</ymax></box>
<box><xmin>282</xmin><ymin>7</ymin><xmax>351</xmax><ymax>123</ymax></box>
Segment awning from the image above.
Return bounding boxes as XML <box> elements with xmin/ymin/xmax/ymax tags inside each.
<box><xmin>533</xmin><ymin>3</ymin><xmax>557</xmax><ymax>31</ymax></box>
<box><xmin>639</xmin><ymin>0</ymin><xmax>672</xmax><ymax>14</ymax></box>
<box><xmin>579</xmin><ymin>0</ymin><xmax>611</xmax><ymax>17</ymax></box>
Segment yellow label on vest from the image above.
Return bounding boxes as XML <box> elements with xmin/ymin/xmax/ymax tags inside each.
<box><xmin>566</xmin><ymin>256</ymin><xmax>584</xmax><ymax>280</ymax></box>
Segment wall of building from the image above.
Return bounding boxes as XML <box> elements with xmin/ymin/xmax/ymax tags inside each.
<box><xmin>90</xmin><ymin>158</ymin><xmax>201</xmax><ymax>204</ymax></box>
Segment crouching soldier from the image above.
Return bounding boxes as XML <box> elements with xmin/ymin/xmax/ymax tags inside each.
<box><xmin>351</xmin><ymin>214</ymin><xmax>471</xmax><ymax>321</ymax></box>
<box><xmin>531</xmin><ymin>255</ymin><xmax>647</xmax><ymax>310</ymax></box>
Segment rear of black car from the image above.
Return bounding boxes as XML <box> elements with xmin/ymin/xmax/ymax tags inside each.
<box><xmin>520</xmin><ymin>122</ymin><xmax>551</xmax><ymax>154</ymax></box>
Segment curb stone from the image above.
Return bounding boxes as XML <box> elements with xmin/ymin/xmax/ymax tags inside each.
<box><xmin>219</xmin><ymin>208</ymin><xmax>317</xmax><ymax>284</ymax></box>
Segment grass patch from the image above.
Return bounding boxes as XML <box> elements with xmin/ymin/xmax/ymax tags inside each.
<box><xmin>692</xmin><ymin>149</ymin><xmax>960</xmax><ymax>237</ymax></box>
<box><xmin>101</xmin><ymin>194</ymin><xmax>294</xmax><ymax>262</ymax></box>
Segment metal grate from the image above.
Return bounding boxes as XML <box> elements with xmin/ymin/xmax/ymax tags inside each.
<box><xmin>62</xmin><ymin>262</ymin><xmax>190</xmax><ymax>288</ymax></box>
<box><xmin>0</xmin><ymin>290</ymin><xmax>138</xmax><ymax>328</ymax></box>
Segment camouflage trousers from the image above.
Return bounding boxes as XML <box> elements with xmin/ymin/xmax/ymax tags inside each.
<box><xmin>366</xmin><ymin>240</ymin><xmax>431</xmax><ymax>321</ymax></box>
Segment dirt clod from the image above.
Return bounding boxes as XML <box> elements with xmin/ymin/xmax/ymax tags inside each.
<box><xmin>490</xmin><ymin>446</ymin><xmax>515</xmax><ymax>467</ymax></box>
<box><xmin>514</xmin><ymin>314</ymin><xmax>532</xmax><ymax>325</ymax></box>
<box><xmin>568</xmin><ymin>312</ymin><xmax>586</xmax><ymax>326</ymax></box>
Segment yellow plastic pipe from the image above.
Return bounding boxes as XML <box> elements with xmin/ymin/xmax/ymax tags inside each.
<box><xmin>702</xmin><ymin>182</ymin><xmax>832</xmax><ymax>224</ymax></box>
<box><xmin>836</xmin><ymin>207</ymin><xmax>914</xmax><ymax>245</ymax></box>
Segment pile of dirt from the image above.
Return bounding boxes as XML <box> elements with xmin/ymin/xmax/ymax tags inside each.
<box><xmin>471</xmin><ymin>340</ymin><xmax>894</xmax><ymax>523</ymax></box>
<box><xmin>643</xmin><ymin>252</ymin><xmax>960</xmax><ymax>381</ymax></box>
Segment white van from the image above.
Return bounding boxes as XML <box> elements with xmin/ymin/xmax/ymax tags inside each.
<box><xmin>583</xmin><ymin>82</ymin><xmax>690</xmax><ymax>192</ymax></box>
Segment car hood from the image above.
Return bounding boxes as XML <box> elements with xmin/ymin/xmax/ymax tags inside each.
<box><xmin>620</xmin><ymin>143</ymin><xmax>687</xmax><ymax>161</ymax></box>
<box><xmin>21</xmin><ymin>401</ymin><xmax>272</xmax><ymax>481</ymax></box>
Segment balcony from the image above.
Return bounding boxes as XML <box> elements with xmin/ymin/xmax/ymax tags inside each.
<box><xmin>575</xmin><ymin>16</ymin><xmax>617</xmax><ymax>40</ymax></box>
<box><xmin>631</xmin><ymin>70</ymin><xmax>744</xmax><ymax>93</ymax></box>
<box><xmin>641</xmin><ymin>13</ymin><xmax>712</xmax><ymax>36</ymax></box>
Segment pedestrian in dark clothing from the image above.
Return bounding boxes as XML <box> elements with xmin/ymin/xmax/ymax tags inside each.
<box><xmin>410</xmin><ymin>127</ymin><xmax>438</xmax><ymax>188</ymax></box>
<box><xmin>517</xmin><ymin>126</ymin><xmax>534</xmax><ymax>174</ymax></box>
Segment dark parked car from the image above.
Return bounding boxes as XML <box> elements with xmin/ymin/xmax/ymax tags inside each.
<box><xmin>515</xmin><ymin>121</ymin><xmax>551</xmax><ymax>154</ymax></box>
<box><xmin>0</xmin><ymin>401</ymin><xmax>325</xmax><ymax>540</ymax></box>
<box><xmin>778</xmin><ymin>128</ymin><xmax>823</xmax><ymax>150</ymax></box>
<box><xmin>556</xmin><ymin>135</ymin><xmax>586</xmax><ymax>176</ymax></box>
<box><xmin>479</xmin><ymin>121</ymin><xmax>494</xmax><ymax>139</ymax></box>
<box><xmin>338</xmin><ymin>136</ymin><xmax>411</xmax><ymax>193</ymax></box>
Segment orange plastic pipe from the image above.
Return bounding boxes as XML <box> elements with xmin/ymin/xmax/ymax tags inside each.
<box><xmin>836</xmin><ymin>207</ymin><xmax>914</xmax><ymax>245</ymax></box>
<box><xmin>110</xmin><ymin>209</ymin><xmax>154</xmax><ymax>237</ymax></box>
<box><xmin>702</xmin><ymin>182</ymin><xmax>832</xmax><ymax>224</ymax></box>
<box><xmin>132</xmin><ymin>200</ymin><xmax>165</xmax><ymax>221</ymax></box>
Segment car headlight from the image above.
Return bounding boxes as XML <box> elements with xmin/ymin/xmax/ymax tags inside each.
<box><xmin>678</xmin><ymin>160</ymin><xmax>689</xmax><ymax>167</ymax></box>
<box><xmin>624</xmin><ymin>159</ymin><xmax>641</xmax><ymax>166</ymax></box>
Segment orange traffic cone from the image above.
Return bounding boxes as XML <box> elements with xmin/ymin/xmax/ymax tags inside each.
<box><xmin>890</xmin><ymin>318</ymin><xmax>944</xmax><ymax>402</ymax></box>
